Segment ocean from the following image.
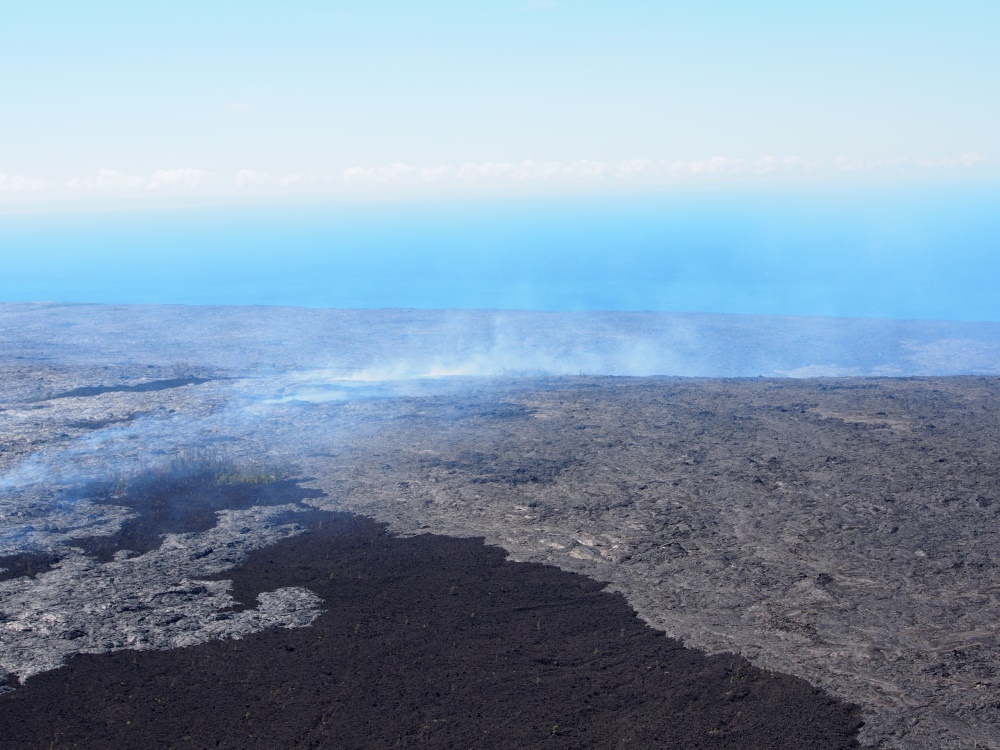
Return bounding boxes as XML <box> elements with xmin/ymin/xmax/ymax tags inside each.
<box><xmin>2</xmin><ymin>185</ymin><xmax>998</xmax><ymax>321</ymax></box>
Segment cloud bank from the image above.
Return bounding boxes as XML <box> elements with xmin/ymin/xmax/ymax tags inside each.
<box><xmin>0</xmin><ymin>174</ymin><xmax>46</xmax><ymax>192</ymax></box>
<box><xmin>234</xmin><ymin>169</ymin><xmax>303</xmax><ymax>188</ymax></box>
<box><xmin>66</xmin><ymin>168</ymin><xmax>214</xmax><ymax>191</ymax></box>
<box><xmin>0</xmin><ymin>153</ymin><xmax>991</xmax><ymax>203</ymax></box>
<box><xmin>341</xmin><ymin>154</ymin><xmax>992</xmax><ymax>186</ymax></box>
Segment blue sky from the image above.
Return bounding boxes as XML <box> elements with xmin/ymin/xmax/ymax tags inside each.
<box><xmin>1</xmin><ymin>1</ymin><xmax>997</xmax><ymax>206</ymax></box>
<box><xmin>2</xmin><ymin>2</ymin><xmax>998</xmax><ymax>321</ymax></box>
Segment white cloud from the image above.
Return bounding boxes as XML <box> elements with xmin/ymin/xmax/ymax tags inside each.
<box><xmin>343</xmin><ymin>153</ymin><xmax>992</xmax><ymax>188</ymax></box>
<box><xmin>66</xmin><ymin>168</ymin><xmax>215</xmax><ymax>191</ymax></box>
<box><xmin>4</xmin><ymin>152</ymin><xmax>994</xmax><ymax>201</ymax></box>
<box><xmin>226</xmin><ymin>102</ymin><xmax>250</xmax><ymax>111</ymax></box>
<box><xmin>915</xmin><ymin>153</ymin><xmax>989</xmax><ymax>169</ymax></box>
<box><xmin>342</xmin><ymin>163</ymin><xmax>420</xmax><ymax>184</ymax></box>
<box><xmin>145</xmin><ymin>168</ymin><xmax>213</xmax><ymax>190</ymax></box>
<box><xmin>0</xmin><ymin>173</ymin><xmax>46</xmax><ymax>192</ymax></box>
<box><xmin>456</xmin><ymin>161</ymin><xmax>554</xmax><ymax>181</ymax></box>
<box><xmin>343</xmin><ymin>157</ymin><xmax>755</xmax><ymax>185</ymax></box>
<box><xmin>753</xmin><ymin>155</ymin><xmax>806</xmax><ymax>174</ymax></box>
<box><xmin>234</xmin><ymin>169</ymin><xmax>303</xmax><ymax>187</ymax></box>
<box><xmin>684</xmin><ymin>156</ymin><xmax>746</xmax><ymax>176</ymax></box>
<box><xmin>345</xmin><ymin>159</ymin><xmax>630</xmax><ymax>185</ymax></box>
<box><xmin>66</xmin><ymin>169</ymin><xmax>144</xmax><ymax>190</ymax></box>
<box><xmin>235</xmin><ymin>169</ymin><xmax>263</xmax><ymax>187</ymax></box>
<box><xmin>834</xmin><ymin>154</ymin><xmax>991</xmax><ymax>173</ymax></box>
<box><xmin>834</xmin><ymin>155</ymin><xmax>912</xmax><ymax>172</ymax></box>
<box><xmin>960</xmin><ymin>153</ymin><xmax>988</xmax><ymax>167</ymax></box>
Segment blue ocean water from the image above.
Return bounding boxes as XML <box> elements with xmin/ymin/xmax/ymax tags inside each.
<box><xmin>1</xmin><ymin>185</ymin><xmax>998</xmax><ymax>321</ymax></box>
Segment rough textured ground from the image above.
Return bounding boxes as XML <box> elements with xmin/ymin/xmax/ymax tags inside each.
<box><xmin>0</xmin><ymin>508</ymin><xmax>862</xmax><ymax>750</ymax></box>
<box><xmin>3</xmin><ymin>302</ymin><xmax>1000</xmax><ymax>380</ymax></box>
<box><xmin>3</xmin><ymin>305</ymin><xmax>1000</xmax><ymax>749</ymax></box>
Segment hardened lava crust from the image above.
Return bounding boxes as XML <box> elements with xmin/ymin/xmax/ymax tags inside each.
<box><xmin>2</xmin><ymin>304</ymin><xmax>1000</xmax><ymax>749</ymax></box>
<box><xmin>0</xmin><ymin>506</ymin><xmax>862</xmax><ymax>750</ymax></box>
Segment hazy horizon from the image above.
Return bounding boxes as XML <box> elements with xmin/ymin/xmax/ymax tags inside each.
<box><xmin>2</xmin><ymin>184</ymin><xmax>999</xmax><ymax>323</ymax></box>
<box><xmin>3</xmin><ymin>2</ymin><xmax>998</xmax><ymax>321</ymax></box>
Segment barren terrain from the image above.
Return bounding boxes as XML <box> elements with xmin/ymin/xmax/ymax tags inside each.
<box><xmin>2</xmin><ymin>304</ymin><xmax>1000</xmax><ymax>748</ymax></box>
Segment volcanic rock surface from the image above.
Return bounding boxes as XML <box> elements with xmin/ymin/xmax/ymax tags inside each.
<box><xmin>2</xmin><ymin>304</ymin><xmax>1000</xmax><ymax>749</ymax></box>
<box><xmin>0</xmin><ymin>509</ymin><xmax>863</xmax><ymax>750</ymax></box>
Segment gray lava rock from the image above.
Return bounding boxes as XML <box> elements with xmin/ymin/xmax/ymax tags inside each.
<box><xmin>5</xmin><ymin>304</ymin><xmax>1000</xmax><ymax>749</ymax></box>
<box><xmin>0</xmin><ymin>505</ymin><xmax>323</xmax><ymax>682</ymax></box>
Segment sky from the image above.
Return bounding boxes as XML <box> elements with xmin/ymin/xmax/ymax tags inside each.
<box><xmin>1</xmin><ymin>0</ymin><xmax>998</xmax><ymax>206</ymax></box>
<box><xmin>1</xmin><ymin>2</ymin><xmax>998</xmax><ymax>321</ymax></box>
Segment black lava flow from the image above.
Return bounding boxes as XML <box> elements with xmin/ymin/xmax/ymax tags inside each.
<box><xmin>0</xmin><ymin>474</ymin><xmax>862</xmax><ymax>749</ymax></box>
